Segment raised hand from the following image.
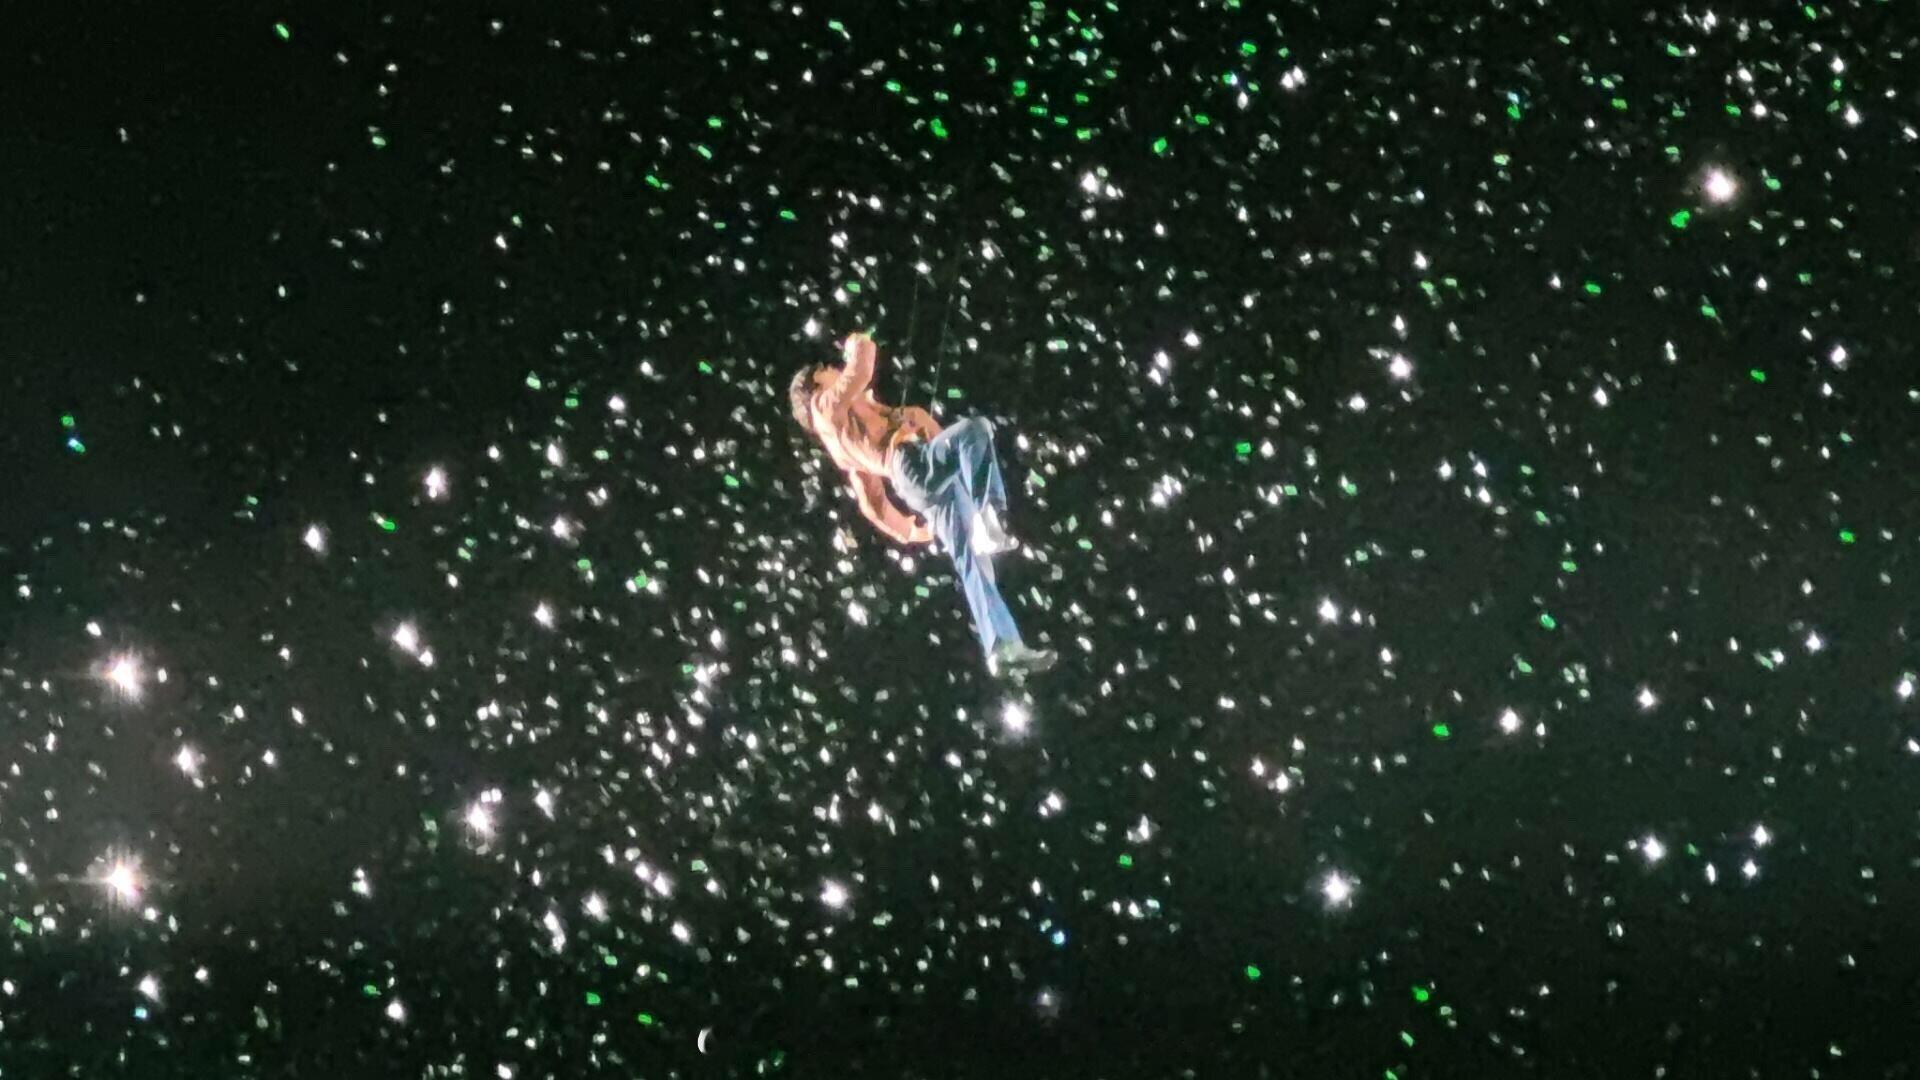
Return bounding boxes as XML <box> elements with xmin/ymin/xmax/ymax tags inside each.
<box><xmin>843</xmin><ymin>332</ymin><xmax>878</xmax><ymax>368</ymax></box>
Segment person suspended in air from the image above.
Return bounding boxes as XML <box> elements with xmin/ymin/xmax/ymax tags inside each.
<box><xmin>788</xmin><ymin>332</ymin><xmax>1056</xmax><ymax>681</ymax></box>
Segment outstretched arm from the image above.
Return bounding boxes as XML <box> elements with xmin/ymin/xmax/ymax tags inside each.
<box><xmin>853</xmin><ymin>473</ymin><xmax>934</xmax><ymax>546</ymax></box>
<box><xmin>817</xmin><ymin>332</ymin><xmax>878</xmax><ymax>419</ymax></box>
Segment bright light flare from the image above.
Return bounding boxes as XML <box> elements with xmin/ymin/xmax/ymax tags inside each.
<box><xmin>1703</xmin><ymin>167</ymin><xmax>1738</xmax><ymax>203</ymax></box>
<box><xmin>105</xmin><ymin>655</ymin><xmax>144</xmax><ymax>700</ymax></box>
<box><xmin>820</xmin><ymin>880</ymin><xmax>849</xmax><ymax>909</ymax></box>
<box><xmin>424</xmin><ymin>466</ymin><xmax>449</xmax><ymax>500</ymax></box>
<box><xmin>102</xmin><ymin>859</ymin><xmax>142</xmax><ymax>904</ymax></box>
<box><xmin>1321</xmin><ymin>870</ymin><xmax>1354</xmax><ymax>907</ymax></box>
<box><xmin>465</xmin><ymin>802</ymin><xmax>495</xmax><ymax>837</ymax></box>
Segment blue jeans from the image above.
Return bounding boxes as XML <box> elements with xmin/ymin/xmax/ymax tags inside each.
<box><xmin>889</xmin><ymin>417</ymin><xmax>1024</xmax><ymax>657</ymax></box>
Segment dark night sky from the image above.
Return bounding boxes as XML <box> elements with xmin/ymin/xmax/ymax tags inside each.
<box><xmin>6</xmin><ymin>0</ymin><xmax>1920</xmax><ymax>1076</ymax></box>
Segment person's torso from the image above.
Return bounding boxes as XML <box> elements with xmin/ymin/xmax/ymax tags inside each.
<box><xmin>821</xmin><ymin>395</ymin><xmax>940</xmax><ymax>476</ymax></box>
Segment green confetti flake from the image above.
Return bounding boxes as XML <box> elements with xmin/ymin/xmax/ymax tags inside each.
<box><xmin>1493</xmin><ymin>152</ymin><xmax>1511</xmax><ymax>166</ymax></box>
<box><xmin>1508</xmin><ymin>102</ymin><xmax>1523</xmax><ymax>120</ymax></box>
<box><xmin>1117</xmin><ymin>853</ymin><xmax>1133</xmax><ymax>868</ymax></box>
<box><xmin>1413</xmin><ymin>986</ymin><xmax>1431</xmax><ymax>1003</ymax></box>
<box><xmin>1561</xmin><ymin>560</ymin><xmax>1578</xmax><ymax>573</ymax></box>
<box><xmin>66</xmin><ymin>437</ymin><xmax>86</xmax><ymax>455</ymax></box>
<box><xmin>273</xmin><ymin>21</ymin><xmax>290</xmax><ymax>40</ymax></box>
<box><xmin>930</xmin><ymin>118</ymin><xmax>949</xmax><ymax>139</ymax></box>
<box><xmin>526</xmin><ymin>372</ymin><xmax>543</xmax><ymax>390</ymax></box>
<box><xmin>585</xmin><ymin>992</ymin><xmax>602</xmax><ymax>1006</ymax></box>
<box><xmin>645</xmin><ymin>174</ymin><xmax>665</xmax><ymax>189</ymax></box>
<box><xmin>11</xmin><ymin>917</ymin><xmax>32</xmax><ymax>934</ymax></box>
<box><xmin>1401</xmin><ymin>1031</ymin><xmax>1417</xmax><ymax>1048</ymax></box>
<box><xmin>707</xmin><ymin>116</ymin><xmax>723</xmax><ymax>128</ymax></box>
<box><xmin>1839</xmin><ymin>529</ymin><xmax>1855</xmax><ymax>544</ymax></box>
<box><xmin>1012</xmin><ymin>79</ymin><xmax>1028</xmax><ymax>97</ymax></box>
<box><xmin>636</xmin><ymin>1012</ymin><xmax>656</xmax><ymax>1026</ymax></box>
<box><xmin>1152</xmin><ymin>136</ymin><xmax>1169</xmax><ymax>155</ymax></box>
<box><xmin>1583</xmin><ymin>281</ymin><xmax>1603</xmax><ymax>295</ymax></box>
<box><xmin>362</xmin><ymin>984</ymin><xmax>379</xmax><ymax>998</ymax></box>
<box><xmin>779</xmin><ymin>208</ymin><xmax>796</xmax><ymax>221</ymax></box>
<box><xmin>698</xmin><ymin>360</ymin><xmax>714</xmax><ymax>374</ymax></box>
<box><xmin>60</xmin><ymin>413</ymin><xmax>76</xmax><ymax>429</ymax></box>
<box><xmin>1194</xmin><ymin>113</ymin><xmax>1211</xmax><ymax>126</ymax></box>
<box><xmin>374</xmin><ymin>514</ymin><xmax>397</xmax><ymax>533</ymax></box>
<box><xmin>1540</xmin><ymin>613</ymin><xmax>1557</xmax><ymax>630</ymax></box>
<box><xmin>370</xmin><ymin>131</ymin><xmax>388</xmax><ymax>149</ymax></box>
<box><xmin>1432</xmin><ymin>722</ymin><xmax>1451</xmax><ymax>740</ymax></box>
<box><xmin>1235</xmin><ymin>441</ymin><xmax>1252</xmax><ymax>457</ymax></box>
<box><xmin>1515</xmin><ymin>656</ymin><xmax>1535</xmax><ymax>675</ymax></box>
<box><xmin>1700</xmin><ymin>302</ymin><xmax>1719</xmax><ymax>319</ymax></box>
<box><xmin>1670</xmin><ymin>209</ymin><xmax>1691</xmax><ymax>229</ymax></box>
<box><xmin>1749</xmin><ymin>369</ymin><xmax>1766</xmax><ymax>383</ymax></box>
<box><xmin>1244</xmin><ymin>964</ymin><xmax>1262</xmax><ymax>981</ymax></box>
<box><xmin>1725</xmin><ymin>102</ymin><xmax>1742</xmax><ymax>116</ymax></box>
<box><xmin>723</xmin><ymin>474</ymin><xmax>741</xmax><ymax>489</ymax></box>
<box><xmin>1240</xmin><ymin>40</ymin><xmax>1258</xmax><ymax>56</ymax></box>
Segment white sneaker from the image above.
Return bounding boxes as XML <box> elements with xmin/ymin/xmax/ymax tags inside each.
<box><xmin>988</xmin><ymin>640</ymin><xmax>1056</xmax><ymax>681</ymax></box>
<box><xmin>972</xmin><ymin>507</ymin><xmax>1019</xmax><ymax>556</ymax></box>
